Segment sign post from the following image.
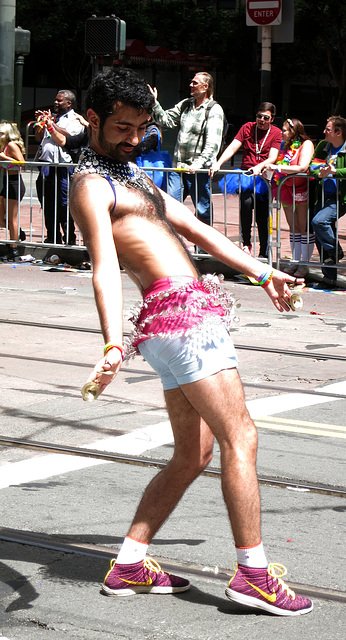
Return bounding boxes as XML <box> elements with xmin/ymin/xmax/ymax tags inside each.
<box><xmin>246</xmin><ymin>1</ymin><xmax>282</xmax><ymax>102</ymax></box>
<box><xmin>246</xmin><ymin>0</ymin><xmax>282</xmax><ymax>27</ymax></box>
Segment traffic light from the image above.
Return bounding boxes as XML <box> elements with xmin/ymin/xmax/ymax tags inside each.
<box><xmin>15</xmin><ymin>27</ymin><xmax>31</xmax><ymax>55</ymax></box>
<box><xmin>85</xmin><ymin>16</ymin><xmax>126</xmax><ymax>56</ymax></box>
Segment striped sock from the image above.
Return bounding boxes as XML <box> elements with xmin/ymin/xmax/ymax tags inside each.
<box><xmin>290</xmin><ymin>232</ymin><xmax>302</xmax><ymax>261</ymax></box>
<box><xmin>301</xmin><ymin>233</ymin><xmax>315</xmax><ymax>261</ymax></box>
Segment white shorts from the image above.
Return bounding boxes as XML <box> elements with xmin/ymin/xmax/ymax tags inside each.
<box><xmin>138</xmin><ymin>324</ymin><xmax>238</xmax><ymax>391</ymax></box>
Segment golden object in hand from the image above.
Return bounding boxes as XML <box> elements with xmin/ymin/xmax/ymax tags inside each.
<box><xmin>81</xmin><ymin>381</ymin><xmax>100</xmax><ymax>402</ymax></box>
<box><xmin>289</xmin><ymin>292</ymin><xmax>303</xmax><ymax>311</ymax></box>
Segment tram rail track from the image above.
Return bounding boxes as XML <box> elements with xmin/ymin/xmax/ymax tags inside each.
<box><xmin>1</xmin><ymin>317</ymin><xmax>346</xmax><ymax>361</ymax></box>
<box><xmin>1</xmin><ymin>317</ymin><xmax>346</xmax><ymax>400</ymax></box>
<box><xmin>1</xmin><ymin>436</ymin><xmax>345</xmax><ymax>498</ymax></box>
<box><xmin>1</xmin><ymin>526</ymin><xmax>345</xmax><ymax>604</ymax></box>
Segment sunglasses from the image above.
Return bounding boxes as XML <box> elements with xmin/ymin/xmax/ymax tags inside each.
<box><xmin>256</xmin><ymin>114</ymin><xmax>271</xmax><ymax>121</ymax></box>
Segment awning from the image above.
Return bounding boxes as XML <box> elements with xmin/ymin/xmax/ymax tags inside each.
<box><xmin>125</xmin><ymin>39</ymin><xmax>214</xmax><ymax>68</ymax></box>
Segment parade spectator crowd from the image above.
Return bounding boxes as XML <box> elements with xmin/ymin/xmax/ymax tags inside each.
<box><xmin>1</xmin><ymin>76</ymin><xmax>345</xmax><ymax>288</ymax></box>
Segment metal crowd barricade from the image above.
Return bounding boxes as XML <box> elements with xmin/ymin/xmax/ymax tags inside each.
<box><xmin>1</xmin><ymin>160</ymin><xmax>345</xmax><ymax>277</ymax></box>
<box><xmin>171</xmin><ymin>167</ymin><xmax>271</xmax><ymax>262</ymax></box>
<box><xmin>274</xmin><ymin>173</ymin><xmax>346</xmax><ymax>274</ymax></box>
<box><xmin>0</xmin><ymin>160</ymin><xmax>86</xmax><ymax>253</ymax></box>
<box><xmin>216</xmin><ymin>168</ymin><xmax>271</xmax><ymax>262</ymax></box>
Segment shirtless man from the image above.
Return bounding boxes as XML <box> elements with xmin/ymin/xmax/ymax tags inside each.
<box><xmin>70</xmin><ymin>68</ymin><xmax>312</xmax><ymax>616</ymax></box>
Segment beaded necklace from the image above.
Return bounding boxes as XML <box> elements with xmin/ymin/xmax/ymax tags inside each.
<box><xmin>273</xmin><ymin>139</ymin><xmax>301</xmax><ymax>184</ymax></box>
<box><xmin>74</xmin><ymin>148</ymin><xmax>154</xmax><ymax>193</ymax></box>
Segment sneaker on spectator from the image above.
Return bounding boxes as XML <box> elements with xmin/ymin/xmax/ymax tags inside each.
<box><xmin>313</xmin><ymin>276</ymin><xmax>338</xmax><ymax>290</ymax></box>
<box><xmin>242</xmin><ymin>244</ymin><xmax>252</xmax><ymax>256</ymax></box>
<box><xmin>102</xmin><ymin>557</ymin><xmax>190</xmax><ymax>597</ymax></box>
<box><xmin>225</xmin><ymin>563</ymin><xmax>313</xmax><ymax>616</ymax></box>
<box><xmin>323</xmin><ymin>244</ymin><xmax>344</xmax><ymax>265</ymax></box>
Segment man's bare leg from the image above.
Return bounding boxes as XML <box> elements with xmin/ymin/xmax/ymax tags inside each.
<box><xmin>126</xmin><ymin>367</ymin><xmax>260</xmax><ymax>548</ymax></box>
<box><xmin>126</xmin><ymin>387</ymin><xmax>215</xmax><ymax>544</ymax></box>
<box><xmin>180</xmin><ymin>368</ymin><xmax>261</xmax><ymax>547</ymax></box>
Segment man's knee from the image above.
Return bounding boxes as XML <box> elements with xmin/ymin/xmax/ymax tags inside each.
<box><xmin>312</xmin><ymin>213</ymin><xmax>329</xmax><ymax>234</ymax></box>
<box><xmin>225</xmin><ymin>414</ymin><xmax>258</xmax><ymax>461</ymax></box>
<box><xmin>172</xmin><ymin>440</ymin><xmax>213</xmax><ymax>479</ymax></box>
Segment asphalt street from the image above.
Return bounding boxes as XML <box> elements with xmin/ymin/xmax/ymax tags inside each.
<box><xmin>0</xmin><ymin>261</ymin><xmax>345</xmax><ymax>639</ymax></box>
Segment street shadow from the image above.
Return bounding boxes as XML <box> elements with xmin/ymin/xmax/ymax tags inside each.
<box><xmin>1</xmin><ymin>544</ymin><xmax>259</xmax><ymax>617</ymax></box>
<box><xmin>0</xmin><ymin>560</ymin><xmax>39</xmax><ymax>613</ymax></box>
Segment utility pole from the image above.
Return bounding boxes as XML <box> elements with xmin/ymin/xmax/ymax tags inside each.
<box><xmin>14</xmin><ymin>26</ymin><xmax>30</xmax><ymax>126</ymax></box>
<box><xmin>246</xmin><ymin>0</ymin><xmax>282</xmax><ymax>102</ymax></box>
<box><xmin>260</xmin><ymin>25</ymin><xmax>272</xmax><ymax>102</ymax></box>
<box><xmin>0</xmin><ymin>0</ymin><xmax>16</xmax><ymax>122</ymax></box>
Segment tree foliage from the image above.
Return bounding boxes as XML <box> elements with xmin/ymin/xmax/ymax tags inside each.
<box><xmin>275</xmin><ymin>0</ymin><xmax>346</xmax><ymax>116</ymax></box>
<box><xmin>16</xmin><ymin>1</ymin><xmax>252</xmax><ymax>94</ymax></box>
<box><xmin>16</xmin><ymin>1</ymin><xmax>346</xmax><ymax>116</ymax></box>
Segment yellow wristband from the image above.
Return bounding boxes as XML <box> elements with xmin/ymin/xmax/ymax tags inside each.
<box><xmin>104</xmin><ymin>342</ymin><xmax>125</xmax><ymax>360</ymax></box>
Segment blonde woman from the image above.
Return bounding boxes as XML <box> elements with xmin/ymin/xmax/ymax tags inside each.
<box><xmin>0</xmin><ymin>122</ymin><xmax>26</xmax><ymax>260</ymax></box>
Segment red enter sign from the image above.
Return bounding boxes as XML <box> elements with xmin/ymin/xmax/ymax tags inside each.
<box><xmin>246</xmin><ymin>0</ymin><xmax>282</xmax><ymax>26</ymax></box>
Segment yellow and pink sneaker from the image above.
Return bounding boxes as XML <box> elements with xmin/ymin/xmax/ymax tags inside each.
<box><xmin>102</xmin><ymin>557</ymin><xmax>190</xmax><ymax>597</ymax></box>
<box><xmin>225</xmin><ymin>563</ymin><xmax>313</xmax><ymax>616</ymax></box>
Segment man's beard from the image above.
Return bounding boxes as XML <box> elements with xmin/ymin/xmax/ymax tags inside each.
<box><xmin>98</xmin><ymin>127</ymin><xmax>137</xmax><ymax>163</ymax></box>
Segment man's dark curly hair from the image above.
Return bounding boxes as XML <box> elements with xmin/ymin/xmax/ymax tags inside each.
<box><xmin>85</xmin><ymin>67</ymin><xmax>154</xmax><ymax>128</ymax></box>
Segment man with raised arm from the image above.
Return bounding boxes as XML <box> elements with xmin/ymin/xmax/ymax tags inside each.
<box><xmin>149</xmin><ymin>72</ymin><xmax>224</xmax><ymax>225</ymax></box>
<box><xmin>70</xmin><ymin>67</ymin><xmax>312</xmax><ymax>617</ymax></box>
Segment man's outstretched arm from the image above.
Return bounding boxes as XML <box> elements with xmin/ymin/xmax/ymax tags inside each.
<box><xmin>70</xmin><ymin>175</ymin><xmax>124</xmax><ymax>393</ymax></box>
<box><xmin>161</xmin><ymin>191</ymin><xmax>301</xmax><ymax>313</ymax></box>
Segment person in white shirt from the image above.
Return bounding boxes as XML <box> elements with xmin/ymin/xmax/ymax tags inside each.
<box><xmin>35</xmin><ymin>90</ymin><xmax>84</xmax><ymax>244</ymax></box>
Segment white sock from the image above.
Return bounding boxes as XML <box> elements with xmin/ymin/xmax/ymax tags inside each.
<box><xmin>290</xmin><ymin>232</ymin><xmax>302</xmax><ymax>261</ymax></box>
<box><xmin>236</xmin><ymin>541</ymin><xmax>268</xmax><ymax>568</ymax></box>
<box><xmin>116</xmin><ymin>536</ymin><xmax>149</xmax><ymax>565</ymax></box>
<box><xmin>301</xmin><ymin>233</ymin><xmax>315</xmax><ymax>261</ymax></box>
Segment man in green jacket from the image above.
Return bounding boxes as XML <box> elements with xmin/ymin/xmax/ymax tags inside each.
<box><xmin>310</xmin><ymin>116</ymin><xmax>346</xmax><ymax>288</ymax></box>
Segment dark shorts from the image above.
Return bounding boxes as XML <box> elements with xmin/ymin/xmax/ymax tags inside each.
<box><xmin>0</xmin><ymin>174</ymin><xmax>25</xmax><ymax>201</ymax></box>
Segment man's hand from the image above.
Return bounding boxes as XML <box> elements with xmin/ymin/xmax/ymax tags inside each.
<box><xmin>209</xmin><ymin>161</ymin><xmax>221</xmax><ymax>177</ymax></box>
<box><xmin>263</xmin><ymin>269</ymin><xmax>304</xmax><ymax>312</ymax></box>
<box><xmin>251</xmin><ymin>164</ymin><xmax>264</xmax><ymax>176</ymax></box>
<box><xmin>147</xmin><ymin>85</ymin><xmax>158</xmax><ymax>102</ymax></box>
<box><xmin>85</xmin><ymin>348</ymin><xmax>123</xmax><ymax>397</ymax></box>
<box><xmin>74</xmin><ymin>112</ymin><xmax>89</xmax><ymax>128</ymax></box>
<box><xmin>35</xmin><ymin>109</ymin><xmax>50</xmax><ymax>121</ymax></box>
<box><xmin>318</xmin><ymin>164</ymin><xmax>335</xmax><ymax>178</ymax></box>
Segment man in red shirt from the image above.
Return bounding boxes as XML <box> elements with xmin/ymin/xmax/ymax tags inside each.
<box><xmin>211</xmin><ymin>102</ymin><xmax>282</xmax><ymax>258</ymax></box>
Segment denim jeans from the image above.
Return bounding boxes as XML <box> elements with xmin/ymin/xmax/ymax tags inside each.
<box><xmin>36</xmin><ymin>165</ymin><xmax>76</xmax><ymax>244</ymax></box>
<box><xmin>168</xmin><ymin>170</ymin><xmax>212</xmax><ymax>225</ymax></box>
<box><xmin>312</xmin><ymin>197</ymin><xmax>346</xmax><ymax>279</ymax></box>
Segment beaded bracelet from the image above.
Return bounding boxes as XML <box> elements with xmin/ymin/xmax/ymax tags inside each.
<box><xmin>104</xmin><ymin>342</ymin><xmax>125</xmax><ymax>360</ymax></box>
<box><xmin>255</xmin><ymin>268</ymin><xmax>274</xmax><ymax>288</ymax></box>
<box><xmin>46</xmin><ymin>125</ymin><xmax>54</xmax><ymax>133</ymax></box>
